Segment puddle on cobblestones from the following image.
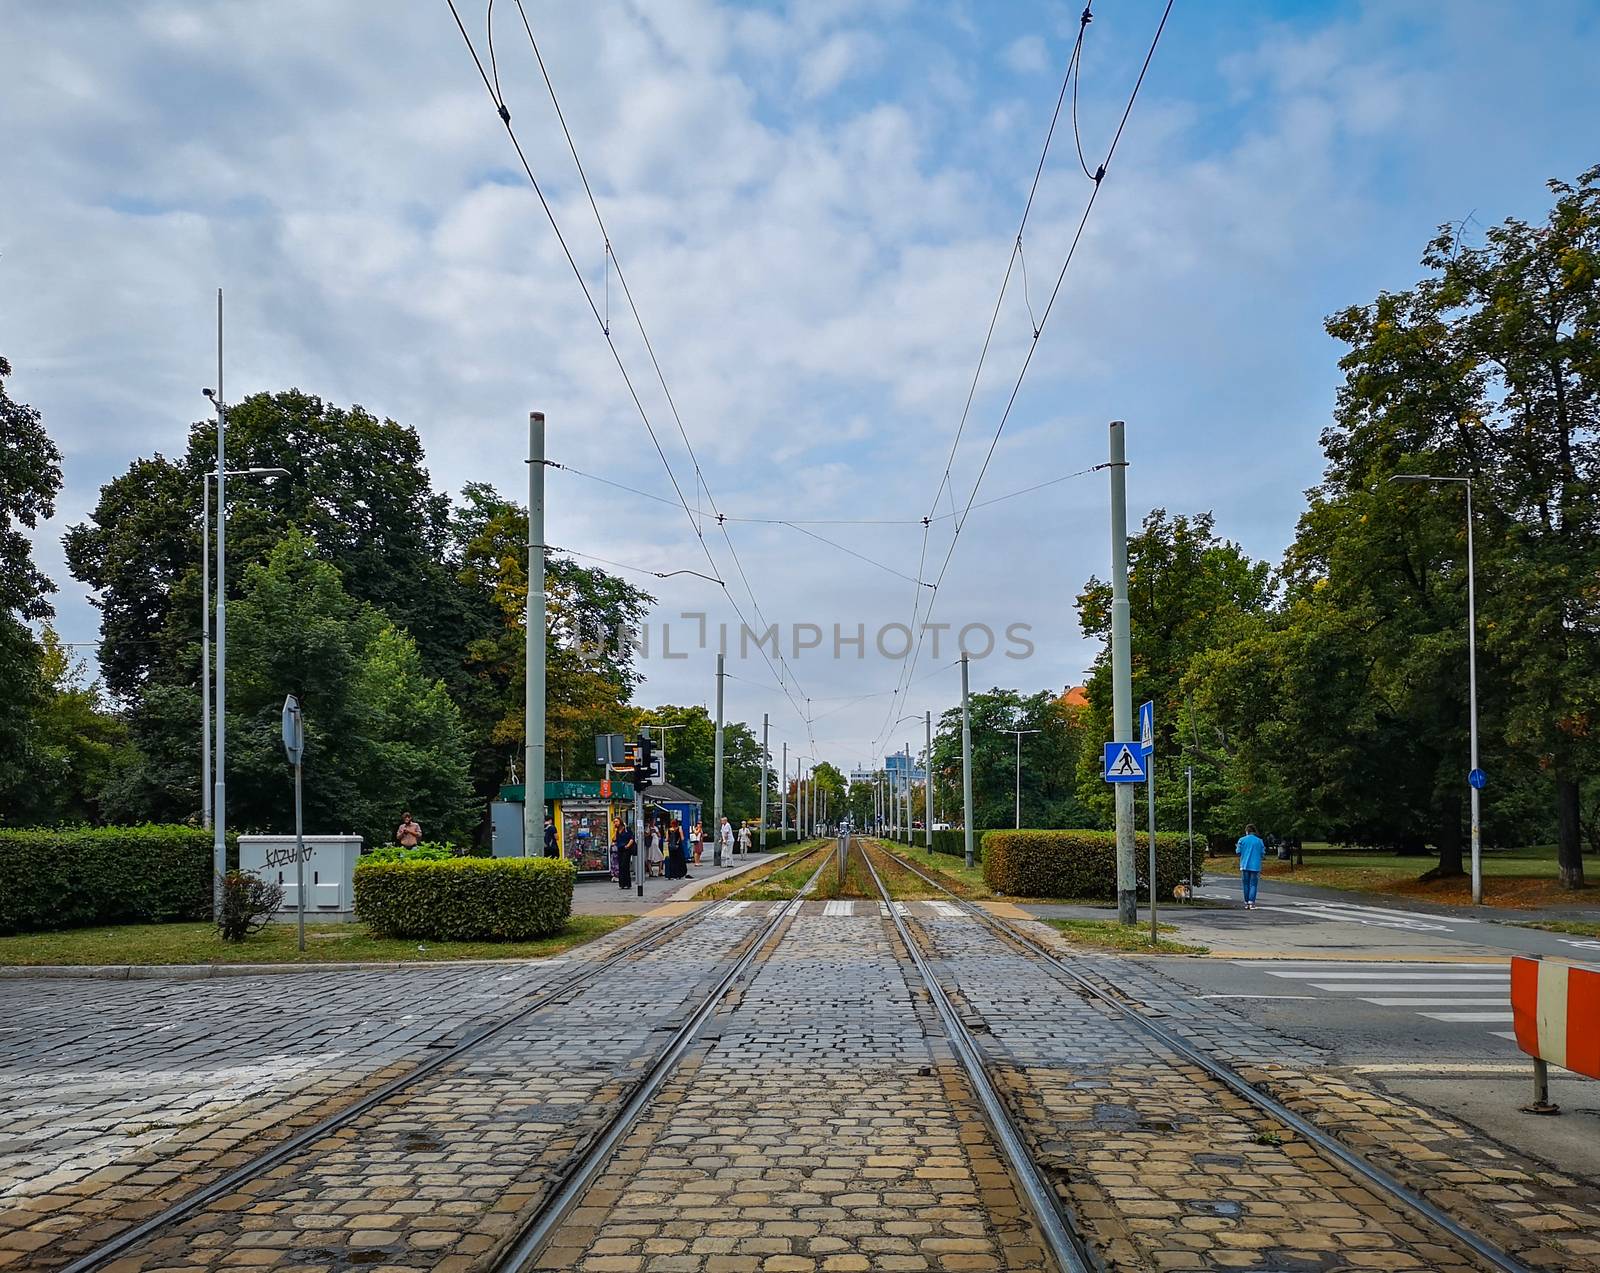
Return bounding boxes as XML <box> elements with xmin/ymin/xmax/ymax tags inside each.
<box><xmin>1185</xmin><ymin>1198</ymin><xmax>1243</xmax><ymax>1216</ymax></box>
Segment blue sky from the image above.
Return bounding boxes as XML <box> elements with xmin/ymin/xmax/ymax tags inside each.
<box><xmin>2</xmin><ymin>0</ymin><xmax>1596</xmax><ymax>772</ymax></box>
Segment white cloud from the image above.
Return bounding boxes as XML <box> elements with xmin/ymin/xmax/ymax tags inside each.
<box><xmin>1002</xmin><ymin>34</ymin><xmax>1049</xmax><ymax>75</ymax></box>
<box><xmin>796</xmin><ymin>30</ymin><xmax>881</xmax><ymax>100</ymax></box>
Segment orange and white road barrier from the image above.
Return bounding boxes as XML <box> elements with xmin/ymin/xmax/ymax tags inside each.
<box><xmin>1509</xmin><ymin>954</ymin><xmax>1600</xmax><ymax>1113</ymax></box>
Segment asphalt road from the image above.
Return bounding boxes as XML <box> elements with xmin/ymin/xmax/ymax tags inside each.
<box><xmin>1025</xmin><ymin>879</ymin><xmax>1600</xmax><ymax>1180</ymax></box>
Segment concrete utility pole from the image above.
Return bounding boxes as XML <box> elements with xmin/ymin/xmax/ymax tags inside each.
<box><xmin>713</xmin><ymin>652</ymin><xmax>725</xmax><ymax>866</ymax></box>
<box><xmin>960</xmin><ymin>652</ymin><xmax>975</xmax><ymax>869</ymax></box>
<box><xmin>925</xmin><ymin>710</ymin><xmax>933</xmax><ymax>851</ymax></box>
<box><xmin>760</xmin><ymin>713</ymin><xmax>769</xmax><ymax>849</ymax></box>
<box><xmin>1109</xmin><ymin>420</ymin><xmax>1137</xmax><ymax>925</ymax></box>
<box><xmin>781</xmin><ymin>742</ymin><xmax>788</xmax><ymax>838</ymax></box>
<box><xmin>209</xmin><ymin>289</ymin><xmax>226</xmax><ymax>921</ymax></box>
<box><xmin>1186</xmin><ymin>763</ymin><xmax>1195</xmax><ymax>903</ymax></box>
<box><xmin>525</xmin><ymin>411</ymin><xmax>547</xmax><ymax>857</ymax></box>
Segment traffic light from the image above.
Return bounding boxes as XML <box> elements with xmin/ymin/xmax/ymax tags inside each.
<box><xmin>634</xmin><ymin>735</ymin><xmax>656</xmax><ymax>789</ymax></box>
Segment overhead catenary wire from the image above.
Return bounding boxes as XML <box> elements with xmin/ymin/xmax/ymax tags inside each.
<box><xmin>445</xmin><ymin>0</ymin><xmax>812</xmax><ymax>742</ymax></box>
<box><xmin>501</xmin><ymin>0</ymin><xmax>817</xmax><ymax>749</ymax></box>
<box><xmin>872</xmin><ymin>0</ymin><xmax>1174</xmax><ymax>756</ymax></box>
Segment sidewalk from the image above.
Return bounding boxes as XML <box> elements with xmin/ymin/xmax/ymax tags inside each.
<box><xmin>570</xmin><ymin>849</ymin><xmax>782</xmax><ymax>916</ymax></box>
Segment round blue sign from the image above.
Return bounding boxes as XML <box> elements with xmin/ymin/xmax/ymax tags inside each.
<box><xmin>1468</xmin><ymin>768</ymin><xmax>1487</xmax><ymax>790</ymax></box>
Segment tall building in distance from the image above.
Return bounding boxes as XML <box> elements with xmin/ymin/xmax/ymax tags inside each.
<box><xmin>884</xmin><ymin>752</ymin><xmax>926</xmax><ymax>794</ymax></box>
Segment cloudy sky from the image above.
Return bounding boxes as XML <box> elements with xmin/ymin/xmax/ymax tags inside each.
<box><xmin>4</xmin><ymin>0</ymin><xmax>1596</xmax><ymax>772</ymax></box>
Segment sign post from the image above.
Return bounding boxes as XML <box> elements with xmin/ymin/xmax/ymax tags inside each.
<box><xmin>281</xmin><ymin>694</ymin><xmax>306</xmax><ymax>952</ymax></box>
<box><xmin>1139</xmin><ymin>700</ymin><xmax>1156</xmax><ymax>944</ymax></box>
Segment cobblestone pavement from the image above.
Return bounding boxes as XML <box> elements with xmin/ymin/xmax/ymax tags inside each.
<box><xmin>536</xmin><ymin>907</ymin><xmax>1048</xmax><ymax>1272</ymax></box>
<box><xmin>0</xmin><ymin>916</ymin><xmax>676</xmax><ymax>1270</ymax></box>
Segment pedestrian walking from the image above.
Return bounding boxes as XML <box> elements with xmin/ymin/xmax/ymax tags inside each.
<box><xmin>647</xmin><ymin>822</ymin><xmax>664</xmax><ymax>877</ymax></box>
<box><xmin>395</xmin><ymin>812</ymin><xmax>422</xmax><ymax>848</ymax></box>
<box><xmin>615</xmin><ymin>817</ymin><xmax>635</xmax><ymax>890</ymax></box>
<box><xmin>719</xmin><ymin>816</ymin><xmax>734</xmax><ymax>860</ymax></box>
<box><xmin>738</xmin><ymin>823</ymin><xmax>752</xmax><ymax>855</ymax></box>
<box><xmin>1236</xmin><ymin>823</ymin><xmax>1266</xmax><ymax>910</ymax></box>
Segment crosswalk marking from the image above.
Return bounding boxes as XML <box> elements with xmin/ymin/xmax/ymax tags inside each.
<box><xmin>928</xmin><ymin>901</ymin><xmax>964</xmax><ymax>917</ymax></box>
<box><xmin>1255</xmin><ymin>899</ymin><xmax>1478</xmax><ymax>933</ymax></box>
<box><xmin>1240</xmin><ymin>959</ymin><xmax>1515</xmax><ymax>1045</ymax></box>
<box><xmin>823</xmin><ymin>900</ymin><xmax>854</xmax><ymax>917</ymax></box>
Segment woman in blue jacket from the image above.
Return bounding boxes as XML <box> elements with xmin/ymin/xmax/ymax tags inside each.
<box><xmin>1236</xmin><ymin>824</ymin><xmax>1266</xmax><ymax>909</ymax></box>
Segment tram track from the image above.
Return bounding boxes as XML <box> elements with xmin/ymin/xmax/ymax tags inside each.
<box><xmin>864</xmin><ymin>836</ymin><xmax>1532</xmax><ymax>1273</ymax></box>
<box><xmin>53</xmin><ymin>850</ymin><xmax>824</xmax><ymax>1273</ymax></box>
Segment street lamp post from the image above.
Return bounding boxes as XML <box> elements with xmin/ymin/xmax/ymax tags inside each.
<box><xmin>995</xmin><ymin>726</ymin><xmax>1041</xmax><ymax>829</ymax></box>
<box><xmin>201</xmin><ymin>467</ymin><xmax>289</xmax><ymax>832</ymax></box>
<box><xmin>1389</xmin><ymin>473</ymin><xmax>1482</xmax><ymax>904</ymax></box>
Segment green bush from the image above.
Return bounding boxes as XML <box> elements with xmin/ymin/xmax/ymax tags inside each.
<box><xmin>0</xmin><ymin>825</ymin><xmax>226</xmax><ymax>935</ymax></box>
<box><xmin>217</xmin><ymin>869</ymin><xmax>283</xmax><ymax>941</ymax></box>
<box><xmin>362</xmin><ymin>842</ymin><xmax>457</xmax><ymax>864</ymax></box>
<box><xmin>982</xmin><ymin>830</ymin><xmax>1198</xmax><ymax>899</ymax></box>
<box><xmin>353</xmin><ymin>856</ymin><xmax>575</xmax><ymax>940</ymax></box>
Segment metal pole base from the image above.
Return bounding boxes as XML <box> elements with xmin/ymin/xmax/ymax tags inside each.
<box><xmin>1522</xmin><ymin>1059</ymin><xmax>1560</xmax><ymax>1115</ymax></box>
<box><xmin>1116</xmin><ymin>889</ymin><xmax>1138</xmax><ymax>926</ymax></box>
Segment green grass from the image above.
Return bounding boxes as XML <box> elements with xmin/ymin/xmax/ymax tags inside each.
<box><xmin>1512</xmin><ymin>919</ymin><xmax>1600</xmax><ymax>938</ymax></box>
<box><xmin>0</xmin><ymin>914</ymin><xmax>632</xmax><ymax>966</ymax></box>
<box><xmin>1044</xmin><ymin>918</ymin><xmax>1208</xmax><ymax>956</ymax></box>
<box><xmin>874</xmin><ymin>842</ymin><xmax>991</xmax><ymax>897</ymax></box>
<box><xmin>697</xmin><ymin>840</ymin><xmax>828</xmax><ymax>901</ymax></box>
<box><xmin>1265</xmin><ymin>842</ymin><xmax>1570</xmax><ymax>879</ymax></box>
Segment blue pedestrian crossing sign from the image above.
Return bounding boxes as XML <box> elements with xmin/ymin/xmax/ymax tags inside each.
<box><xmin>1138</xmin><ymin>701</ymin><xmax>1155</xmax><ymax>755</ymax></box>
<box><xmin>1468</xmin><ymin>768</ymin><xmax>1487</xmax><ymax>790</ymax></box>
<box><xmin>1104</xmin><ymin>742</ymin><xmax>1147</xmax><ymax>783</ymax></box>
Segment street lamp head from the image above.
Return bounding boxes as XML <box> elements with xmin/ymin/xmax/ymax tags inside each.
<box><xmin>1388</xmin><ymin>473</ymin><xmax>1433</xmax><ymax>485</ymax></box>
<box><xmin>250</xmin><ymin>467</ymin><xmax>291</xmax><ymax>479</ymax></box>
<box><xmin>201</xmin><ymin>387</ymin><xmax>215</xmax><ymax>400</ymax></box>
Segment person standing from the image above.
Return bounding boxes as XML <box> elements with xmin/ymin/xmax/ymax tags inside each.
<box><xmin>720</xmin><ymin>816</ymin><xmax>734</xmax><ymax>860</ymax></box>
<box><xmin>692</xmin><ymin>821</ymin><xmax>704</xmax><ymax>866</ymax></box>
<box><xmin>543</xmin><ymin>814</ymin><xmax>558</xmax><ymax>859</ymax></box>
<box><xmin>1236</xmin><ymin>823</ymin><xmax>1267</xmax><ymax>910</ymax></box>
<box><xmin>615</xmin><ymin>817</ymin><xmax>636</xmax><ymax>890</ymax></box>
<box><xmin>667</xmin><ymin>819</ymin><xmax>689</xmax><ymax>879</ymax></box>
<box><xmin>647</xmin><ymin>821</ymin><xmax>664</xmax><ymax>877</ymax></box>
<box><xmin>396</xmin><ymin>812</ymin><xmax>422</xmax><ymax>848</ymax></box>
<box><xmin>738</xmin><ymin>823</ymin><xmax>752</xmax><ymax>855</ymax></box>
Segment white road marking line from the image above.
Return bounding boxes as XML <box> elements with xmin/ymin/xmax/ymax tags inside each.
<box><xmin>929</xmin><ymin>901</ymin><xmax>964</xmax><ymax>917</ymax></box>
<box><xmin>1420</xmin><ymin>1011</ymin><xmax>1515</xmax><ymax>1023</ymax></box>
<box><xmin>1358</xmin><ymin>997</ymin><xmax>1508</xmax><ymax>1007</ymax></box>
<box><xmin>894</xmin><ymin>902</ymin><xmax>911</xmax><ymax>916</ymax></box>
<box><xmin>1198</xmin><ymin>994</ymin><xmax>1320</xmax><ymax>1000</ymax></box>
<box><xmin>1491</xmin><ymin>1031</ymin><xmax>1519</xmax><ymax>1042</ymax></box>
<box><xmin>1265</xmin><ymin>970</ymin><xmax>1507</xmax><ymax>981</ymax></box>
<box><xmin>1235</xmin><ymin>960</ymin><xmax>1505</xmax><ymax>968</ymax></box>
<box><xmin>767</xmin><ymin>902</ymin><xmax>786</xmax><ymax>916</ymax></box>
<box><xmin>1310</xmin><ymin>983</ymin><xmax>1506</xmax><ymax>993</ymax></box>
<box><xmin>823</xmin><ymin>900</ymin><xmax>854</xmax><ymax>917</ymax></box>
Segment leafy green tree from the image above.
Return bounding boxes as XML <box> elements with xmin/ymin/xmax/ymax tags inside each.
<box><xmin>224</xmin><ymin>531</ymin><xmax>475</xmax><ymax>848</ymax></box>
<box><xmin>0</xmin><ymin>355</ymin><xmax>64</xmax><ymax>821</ymax></box>
<box><xmin>13</xmin><ymin>629</ymin><xmax>128</xmax><ymax>826</ymax></box>
<box><xmin>453</xmin><ymin>483</ymin><xmax>653</xmax><ymax>788</ymax></box>
<box><xmin>1074</xmin><ymin>510</ymin><xmax>1273</xmax><ymax>835</ymax></box>
<box><xmin>1316</xmin><ymin>166</ymin><xmax>1600</xmax><ymax>886</ymax></box>
<box><xmin>930</xmin><ymin>687</ymin><xmax>1088</xmax><ymax>831</ymax></box>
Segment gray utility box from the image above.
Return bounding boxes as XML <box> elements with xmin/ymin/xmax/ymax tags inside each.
<box><xmin>238</xmin><ymin>835</ymin><xmax>364</xmax><ymax>923</ymax></box>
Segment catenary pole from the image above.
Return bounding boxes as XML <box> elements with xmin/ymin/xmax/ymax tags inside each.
<box><xmin>781</xmin><ymin>743</ymin><xmax>788</xmax><ymax>838</ymax></box>
<box><xmin>760</xmin><ymin>713</ymin><xmax>769</xmax><ymax>849</ymax></box>
<box><xmin>1147</xmin><ymin>703</ymin><xmax>1158</xmax><ymax>944</ymax></box>
<box><xmin>1186</xmin><ymin>763</ymin><xmax>1194</xmax><ymax>903</ymax></box>
<box><xmin>925</xmin><ymin>710</ymin><xmax>933</xmax><ymax>852</ymax></box>
<box><xmin>961</xmin><ymin>653</ymin><xmax>975</xmax><ymax>869</ymax></box>
<box><xmin>201</xmin><ymin>479</ymin><xmax>211</xmax><ymax>830</ymax></box>
<box><xmin>1109</xmin><ymin>420</ymin><xmax>1136</xmax><ymax>925</ymax></box>
<box><xmin>525</xmin><ymin>411</ymin><xmax>546</xmax><ymax>857</ymax></box>
<box><xmin>211</xmin><ymin>289</ymin><xmax>226</xmax><ymax>922</ymax></box>
<box><xmin>713</xmin><ymin>652</ymin><xmax>725</xmax><ymax>865</ymax></box>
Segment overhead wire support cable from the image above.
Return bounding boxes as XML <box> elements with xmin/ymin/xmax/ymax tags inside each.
<box><xmin>445</xmin><ymin>0</ymin><xmax>809</xmax><ymax>726</ymax></box>
<box><xmin>501</xmin><ymin>0</ymin><xmax>813</xmax><ymax>727</ymax></box>
<box><xmin>873</xmin><ymin>0</ymin><xmax>1173</xmax><ymax>754</ymax></box>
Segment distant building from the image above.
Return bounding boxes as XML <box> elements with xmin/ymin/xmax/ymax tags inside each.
<box><xmin>1060</xmin><ymin>684</ymin><xmax>1090</xmax><ymax>711</ymax></box>
<box><xmin>885</xmin><ymin>752</ymin><xmax>927</xmax><ymax>793</ymax></box>
<box><xmin>849</xmin><ymin>768</ymin><xmax>876</xmax><ymax>786</ymax></box>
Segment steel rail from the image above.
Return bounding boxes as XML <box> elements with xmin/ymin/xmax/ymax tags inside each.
<box><xmin>493</xmin><ymin>856</ymin><xmax>830</xmax><ymax>1271</ymax></box>
<box><xmin>856</xmin><ymin>838</ymin><xmax>1094</xmax><ymax>1273</ymax></box>
<box><xmin>57</xmin><ymin>899</ymin><xmax>725</xmax><ymax>1273</ymax></box>
<box><xmin>867</xmin><ymin>840</ymin><xmax>1531</xmax><ymax>1273</ymax></box>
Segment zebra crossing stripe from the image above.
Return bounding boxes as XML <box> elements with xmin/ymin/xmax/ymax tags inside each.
<box><xmin>928</xmin><ymin>901</ymin><xmax>964</xmax><ymax>917</ymax></box>
<box><xmin>823</xmin><ymin>900</ymin><xmax>854</xmax><ymax>917</ymax></box>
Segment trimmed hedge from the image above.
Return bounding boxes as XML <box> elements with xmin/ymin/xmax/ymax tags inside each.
<box><xmin>982</xmin><ymin>830</ymin><xmax>1198</xmax><ymax>900</ymax></box>
<box><xmin>0</xmin><ymin>825</ymin><xmax>225</xmax><ymax>935</ymax></box>
<box><xmin>353</xmin><ymin>857</ymin><xmax>575</xmax><ymax>940</ymax></box>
